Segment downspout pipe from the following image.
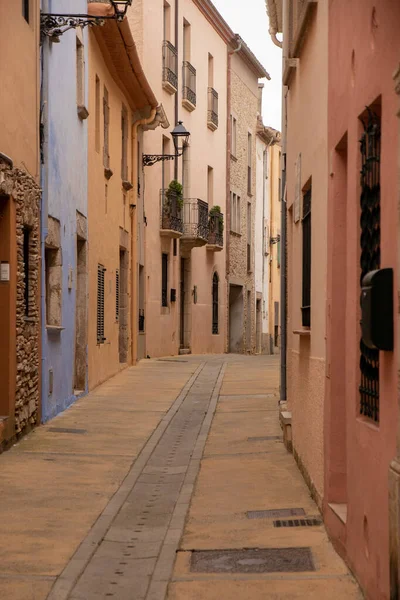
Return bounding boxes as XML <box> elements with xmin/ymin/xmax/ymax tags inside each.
<box><xmin>130</xmin><ymin>109</ymin><xmax>157</xmax><ymax>365</ymax></box>
<box><xmin>174</xmin><ymin>0</ymin><xmax>178</xmax><ymax>180</ymax></box>
<box><xmin>279</xmin><ymin>0</ymin><xmax>289</xmax><ymax>402</ymax></box>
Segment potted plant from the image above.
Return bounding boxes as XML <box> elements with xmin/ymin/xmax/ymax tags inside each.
<box><xmin>209</xmin><ymin>205</ymin><xmax>224</xmax><ymax>234</ymax></box>
<box><xmin>166</xmin><ymin>179</ymin><xmax>183</xmax><ymax>210</ymax></box>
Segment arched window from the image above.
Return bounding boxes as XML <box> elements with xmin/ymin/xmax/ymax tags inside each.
<box><xmin>212</xmin><ymin>272</ymin><xmax>219</xmax><ymax>334</ymax></box>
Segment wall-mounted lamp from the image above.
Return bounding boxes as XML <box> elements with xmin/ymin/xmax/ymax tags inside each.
<box><xmin>270</xmin><ymin>234</ymin><xmax>281</xmax><ymax>245</ymax></box>
<box><xmin>143</xmin><ymin>121</ymin><xmax>190</xmax><ymax>167</ymax></box>
<box><xmin>40</xmin><ymin>0</ymin><xmax>133</xmax><ymax>42</ymax></box>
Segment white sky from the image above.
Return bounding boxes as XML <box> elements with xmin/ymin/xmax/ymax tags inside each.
<box><xmin>211</xmin><ymin>0</ymin><xmax>282</xmax><ymax>131</ymax></box>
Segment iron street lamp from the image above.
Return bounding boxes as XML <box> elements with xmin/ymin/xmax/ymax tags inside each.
<box><xmin>143</xmin><ymin>121</ymin><xmax>190</xmax><ymax>167</ymax></box>
<box><xmin>41</xmin><ymin>0</ymin><xmax>133</xmax><ymax>42</ymax></box>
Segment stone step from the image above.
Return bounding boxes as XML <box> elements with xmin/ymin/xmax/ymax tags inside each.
<box><xmin>179</xmin><ymin>348</ymin><xmax>191</xmax><ymax>355</ymax></box>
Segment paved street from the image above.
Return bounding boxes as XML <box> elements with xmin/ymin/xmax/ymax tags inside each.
<box><xmin>0</xmin><ymin>355</ymin><xmax>362</xmax><ymax>599</ymax></box>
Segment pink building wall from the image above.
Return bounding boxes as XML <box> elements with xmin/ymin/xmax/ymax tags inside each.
<box><xmin>326</xmin><ymin>2</ymin><xmax>400</xmax><ymax>597</ymax></box>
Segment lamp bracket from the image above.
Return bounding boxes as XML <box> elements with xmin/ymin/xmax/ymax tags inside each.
<box><xmin>142</xmin><ymin>152</ymin><xmax>182</xmax><ymax>167</ymax></box>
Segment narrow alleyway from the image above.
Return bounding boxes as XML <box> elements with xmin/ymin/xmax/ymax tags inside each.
<box><xmin>0</xmin><ymin>355</ymin><xmax>361</xmax><ymax>600</ymax></box>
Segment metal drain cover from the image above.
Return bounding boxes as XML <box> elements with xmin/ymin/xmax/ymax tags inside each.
<box><xmin>247</xmin><ymin>508</ymin><xmax>305</xmax><ymax>519</ymax></box>
<box><xmin>274</xmin><ymin>518</ymin><xmax>322</xmax><ymax>528</ymax></box>
<box><xmin>248</xmin><ymin>436</ymin><xmax>281</xmax><ymax>442</ymax></box>
<box><xmin>47</xmin><ymin>427</ymin><xmax>87</xmax><ymax>434</ymax></box>
<box><xmin>190</xmin><ymin>547</ymin><xmax>315</xmax><ymax>573</ymax></box>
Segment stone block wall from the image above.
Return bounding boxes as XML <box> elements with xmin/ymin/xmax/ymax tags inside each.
<box><xmin>0</xmin><ymin>160</ymin><xmax>41</xmax><ymax>435</ymax></box>
<box><xmin>228</xmin><ymin>67</ymin><xmax>258</xmax><ymax>353</ymax></box>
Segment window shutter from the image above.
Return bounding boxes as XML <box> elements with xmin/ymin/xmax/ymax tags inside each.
<box><xmin>97</xmin><ymin>264</ymin><xmax>106</xmax><ymax>343</ymax></box>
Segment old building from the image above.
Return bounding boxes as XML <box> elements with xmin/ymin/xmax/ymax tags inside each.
<box><xmin>87</xmin><ymin>3</ymin><xmax>165</xmax><ymax>387</ymax></box>
<box><xmin>267</xmin><ymin>1</ymin><xmax>400</xmax><ymax>597</ymax></box>
<box><xmin>0</xmin><ymin>0</ymin><xmax>41</xmax><ymax>446</ymax></box>
<box><xmin>255</xmin><ymin>111</ymin><xmax>281</xmax><ymax>354</ymax></box>
<box><xmin>228</xmin><ymin>38</ymin><xmax>270</xmax><ymax>354</ymax></box>
<box><xmin>40</xmin><ymin>0</ymin><xmax>89</xmax><ymax>420</ymax></box>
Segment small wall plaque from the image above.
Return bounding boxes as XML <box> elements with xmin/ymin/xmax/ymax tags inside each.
<box><xmin>0</xmin><ymin>262</ymin><xmax>10</xmax><ymax>282</ymax></box>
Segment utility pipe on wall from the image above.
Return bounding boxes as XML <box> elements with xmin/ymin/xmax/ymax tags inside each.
<box><xmin>130</xmin><ymin>109</ymin><xmax>156</xmax><ymax>365</ymax></box>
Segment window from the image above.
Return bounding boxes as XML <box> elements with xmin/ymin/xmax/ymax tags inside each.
<box><xmin>163</xmin><ymin>1</ymin><xmax>171</xmax><ymax>40</ymax></box>
<box><xmin>230</xmin><ymin>115</ymin><xmax>237</xmax><ymax>157</ymax></box>
<box><xmin>359</xmin><ymin>106</ymin><xmax>381</xmax><ymax>422</ymax></box>
<box><xmin>23</xmin><ymin>228</ymin><xmax>30</xmax><ymax>316</ymax></box>
<box><xmin>230</xmin><ymin>192</ymin><xmax>241</xmax><ymax>234</ymax></box>
<box><xmin>212</xmin><ymin>272</ymin><xmax>219</xmax><ymax>334</ymax></box>
<box><xmin>121</xmin><ymin>106</ymin><xmax>128</xmax><ymax>181</ymax></box>
<box><xmin>97</xmin><ymin>264</ymin><xmax>106</xmax><ymax>343</ymax></box>
<box><xmin>45</xmin><ymin>217</ymin><xmax>62</xmax><ymax>327</ymax></box>
<box><xmin>103</xmin><ymin>87</ymin><xmax>110</xmax><ymax>169</ymax></box>
<box><xmin>247</xmin><ymin>202</ymin><xmax>252</xmax><ymax>272</ymax></box>
<box><xmin>76</xmin><ymin>36</ymin><xmax>85</xmax><ymax>107</ymax></box>
<box><xmin>207</xmin><ymin>166</ymin><xmax>213</xmax><ymax>206</ymax></box>
<box><xmin>183</xmin><ymin>19</ymin><xmax>191</xmax><ymax>61</ymax></box>
<box><xmin>116</xmin><ymin>269</ymin><xmax>120</xmax><ymax>321</ymax></box>
<box><xmin>247</xmin><ymin>133</ymin><xmax>252</xmax><ymax>194</ymax></box>
<box><xmin>95</xmin><ymin>75</ymin><xmax>100</xmax><ymax>152</ymax></box>
<box><xmin>208</xmin><ymin>55</ymin><xmax>218</xmax><ymax>130</ymax></box>
<box><xmin>162</xmin><ymin>253</ymin><xmax>168</xmax><ymax>307</ymax></box>
<box><xmin>22</xmin><ymin>0</ymin><xmax>29</xmax><ymax>23</ymax></box>
<box><xmin>301</xmin><ymin>186</ymin><xmax>311</xmax><ymax>327</ymax></box>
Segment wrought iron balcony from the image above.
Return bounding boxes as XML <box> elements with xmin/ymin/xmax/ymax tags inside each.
<box><xmin>207</xmin><ymin>87</ymin><xmax>218</xmax><ymax>131</ymax></box>
<box><xmin>182</xmin><ymin>61</ymin><xmax>196</xmax><ymax>111</ymax></box>
<box><xmin>162</xmin><ymin>41</ymin><xmax>178</xmax><ymax>94</ymax></box>
<box><xmin>181</xmin><ymin>198</ymin><xmax>209</xmax><ymax>253</ymax></box>
<box><xmin>160</xmin><ymin>189</ymin><xmax>183</xmax><ymax>238</ymax></box>
<box><xmin>207</xmin><ymin>210</ymin><xmax>224</xmax><ymax>251</ymax></box>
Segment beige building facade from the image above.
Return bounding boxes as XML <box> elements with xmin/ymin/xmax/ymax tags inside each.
<box><xmin>128</xmin><ymin>0</ymin><xmax>268</xmax><ymax>358</ymax></box>
<box><xmin>0</xmin><ymin>0</ymin><xmax>41</xmax><ymax>446</ymax></box>
<box><xmin>87</xmin><ymin>12</ymin><xmax>162</xmax><ymax>388</ymax></box>
<box><xmin>267</xmin><ymin>0</ymin><xmax>328</xmax><ymax>505</ymax></box>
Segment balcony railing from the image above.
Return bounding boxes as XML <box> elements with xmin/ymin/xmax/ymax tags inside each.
<box><xmin>182</xmin><ymin>198</ymin><xmax>209</xmax><ymax>242</ymax></box>
<box><xmin>182</xmin><ymin>61</ymin><xmax>196</xmax><ymax>109</ymax></box>
<box><xmin>162</xmin><ymin>41</ymin><xmax>178</xmax><ymax>93</ymax></box>
<box><xmin>207</xmin><ymin>87</ymin><xmax>218</xmax><ymax>130</ymax></box>
<box><xmin>160</xmin><ymin>189</ymin><xmax>183</xmax><ymax>237</ymax></box>
<box><xmin>207</xmin><ymin>211</ymin><xmax>223</xmax><ymax>249</ymax></box>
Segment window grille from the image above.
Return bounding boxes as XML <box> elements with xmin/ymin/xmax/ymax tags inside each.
<box><xmin>301</xmin><ymin>187</ymin><xmax>311</xmax><ymax>327</ymax></box>
<box><xmin>207</xmin><ymin>88</ymin><xmax>218</xmax><ymax>129</ymax></box>
<box><xmin>162</xmin><ymin>41</ymin><xmax>178</xmax><ymax>91</ymax></box>
<box><xmin>359</xmin><ymin>109</ymin><xmax>381</xmax><ymax>422</ymax></box>
<box><xmin>116</xmin><ymin>269</ymin><xmax>120</xmax><ymax>321</ymax></box>
<box><xmin>212</xmin><ymin>272</ymin><xmax>219</xmax><ymax>334</ymax></box>
<box><xmin>162</xmin><ymin>253</ymin><xmax>168</xmax><ymax>307</ymax></box>
<box><xmin>183</xmin><ymin>61</ymin><xmax>196</xmax><ymax>107</ymax></box>
<box><xmin>97</xmin><ymin>264</ymin><xmax>106</xmax><ymax>343</ymax></box>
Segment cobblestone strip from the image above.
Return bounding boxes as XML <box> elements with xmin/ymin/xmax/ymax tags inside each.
<box><xmin>145</xmin><ymin>362</ymin><xmax>226</xmax><ymax>600</ymax></box>
<box><xmin>47</xmin><ymin>363</ymin><xmax>205</xmax><ymax>600</ymax></box>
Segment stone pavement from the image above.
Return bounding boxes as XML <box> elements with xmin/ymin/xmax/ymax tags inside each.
<box><xmin>0</xmin><ymin>354</ymin><xmax>363</xmax><ymax>599</ymax></box>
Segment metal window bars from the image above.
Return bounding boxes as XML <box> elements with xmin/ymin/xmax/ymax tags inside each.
<box><xmin>97</xmin><ymin>264</ymin><xmax>106</xmax><ymax>343</ymax></box>
<box><xmin>359</xmin><ymin>108</ymin><xmax>381</xmax><ymax>422</ymax></box>
<box><xmin>301</xmin><ymin>188</ymin><xmax>311</xmax><ymax>327</ymax></box>
<box><xmin>162</xmin><ymin>41</ymin><xmax>178</xmax><ymax>91</ymax></box>
<box><xmin>183</xmin><ymin>61</ymin><xmax>196</xmax><ymax>107</ymax></box>
<box><xmin>207</xmin><ymin>87</ymin><xmax>218</xmax><ymax>128</ymax></box>
<box><xmin>182</xmin><ymin>199</ymin><xmax>209</xmax><ymax>241</ymax></box>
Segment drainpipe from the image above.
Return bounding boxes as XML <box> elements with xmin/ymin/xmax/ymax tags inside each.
<box><xmin>280</xmin><ymin>0</ymin><xmax>289</xmax><ymax>402</ymax></box>
<box><xmin>40</xmin><ymin>0</ymin><xmax>50</xmax><ymax>422</ymax></box>
<box><xmin>174</xmin><ymin>0</ymin><xmax>179</xmax><ymax>180</ymax></box>
<box><xmin>130</xmin><ymin>109</ymin><xmax>157</xmax><ymax>365</ymax></box>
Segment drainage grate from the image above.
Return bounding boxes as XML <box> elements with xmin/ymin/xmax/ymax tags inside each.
<box><xmin>190</xmin><ymin>547</ymin><xmax>315</xmax><ymax>573</ymax></box>
<box><xmin>247</xmin><ymin>508</ymin><xmax>305</xmax><ymax>519</ymax></box>
<box><xmin>47</xmin><ymin>427</ymin><xmax>87</xmax><ymax>434</ymax></box>
<box><xmin>247</xmin><ymin>436</ymin><xmax>281</xmax><ymax>442</ymax></box>
<box><xmin>274</xmin><ymin>518</ymin><xmax>322</xmax><ymax>528</ymax></box>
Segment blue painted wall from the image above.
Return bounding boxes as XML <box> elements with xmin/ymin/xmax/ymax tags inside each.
<box><xmin>40</xmin><ymin>0</ymin><xmax>88</xmax><ymax>421</ymax></box>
